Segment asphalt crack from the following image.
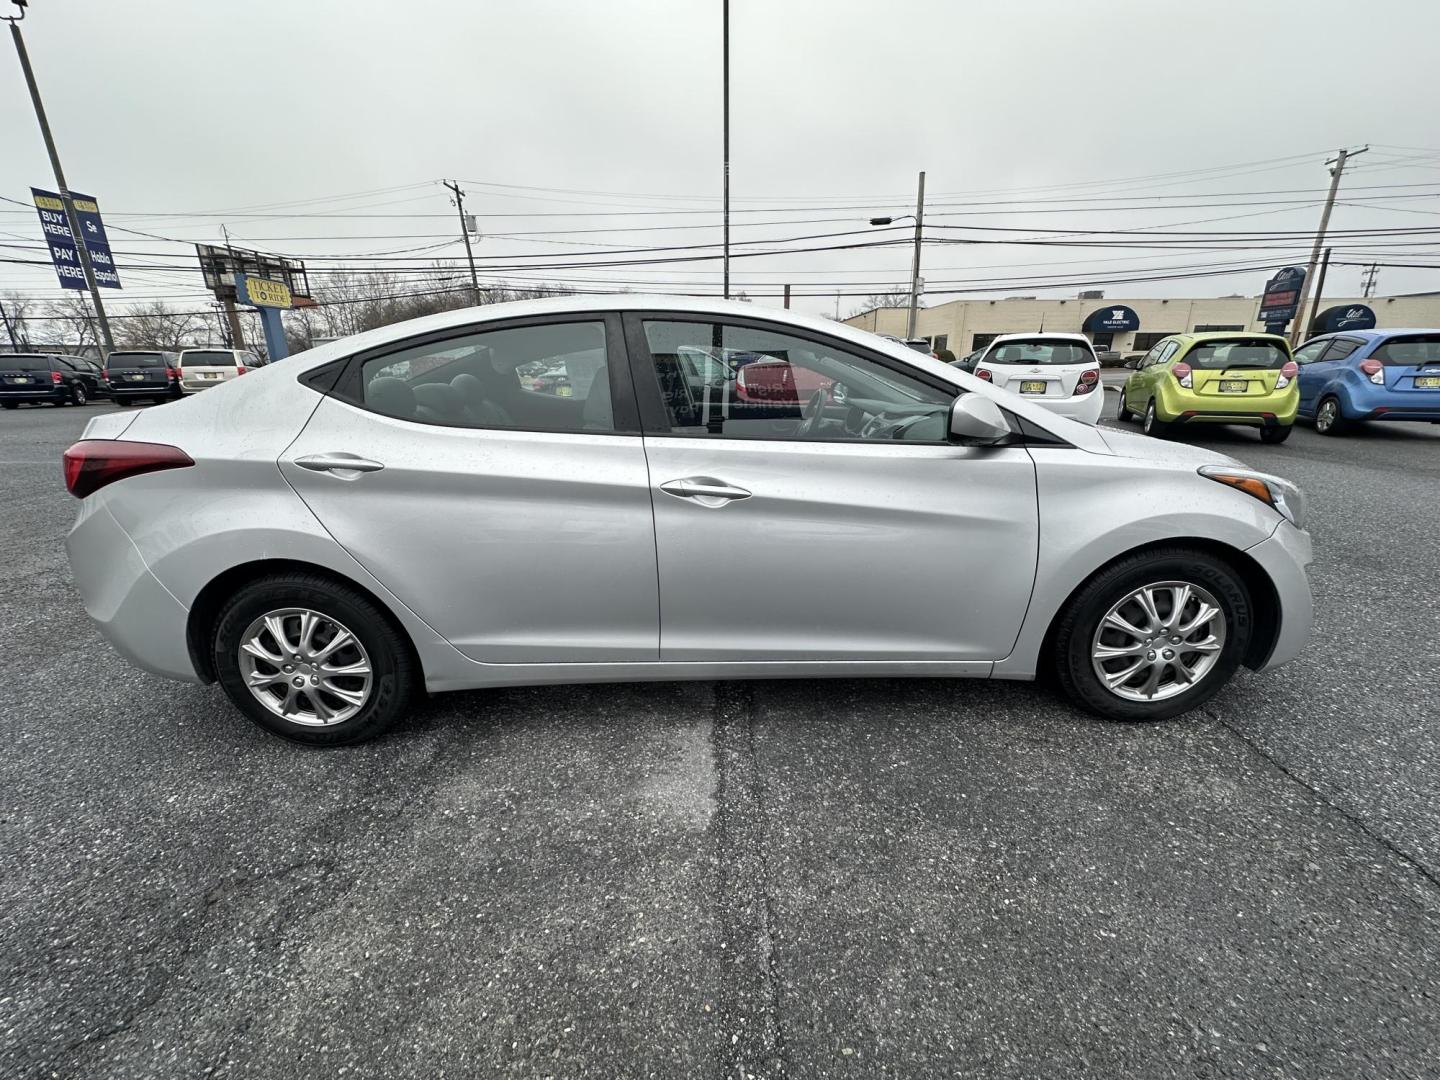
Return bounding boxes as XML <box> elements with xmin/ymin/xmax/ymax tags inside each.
<box><xmin>1208</xmin><ymin>707</ymin><xmax>1440</xmax><ymax>897</ymax></box>
<box><xmin>711</xmin><ymin>682</ymin><xmax>788</xmax><ymax>1080</ymax></box>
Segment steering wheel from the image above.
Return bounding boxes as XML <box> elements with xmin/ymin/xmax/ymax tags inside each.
<box><xmin>795</xmin><ymin>388</ymin><xmax>828</xmax><ymax>437</ymax></box>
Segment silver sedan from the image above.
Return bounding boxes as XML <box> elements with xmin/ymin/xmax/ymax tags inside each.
<box><xmin>63</xmin><ymin>297</ymin><xmax>1312</xmax><ymax>745</ymax></box>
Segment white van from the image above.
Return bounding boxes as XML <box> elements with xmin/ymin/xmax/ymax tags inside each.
<box><xmin>177</xmin><ymin>348</ymin><xmax>263</xmax><ymax>394</ymax></box>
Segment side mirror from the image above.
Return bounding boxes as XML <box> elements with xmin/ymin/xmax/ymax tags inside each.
<box><xmin>948</xmin><ymin>394</ymin><xmax>1012</xmax><ymax>445</ymax></box>
<box><xmin>1124</xmin><ymin>357</ymin><xmax>1140</xmax><ymax>369</ymax></box>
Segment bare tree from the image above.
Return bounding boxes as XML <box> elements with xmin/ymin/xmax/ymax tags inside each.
<box><xmin>848</xmin><ymin>289</ymin><xmax>915</xmax><ymax>318</ymax></box>
<box><xmin>115</xmin><ymin>301</ymin><xmax>208</xmax><ymax>351</ymax></box>
<box><xmin>0</xmin><ymin>290</ymin><xmax>37</xmax><ymax>350</ymax></box>
<box><xmin>39</xmin><ymin>295</ymin><xmax>101</xmax><ymax>352</ymax></box>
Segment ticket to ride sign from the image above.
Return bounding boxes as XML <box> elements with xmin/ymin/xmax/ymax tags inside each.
<box><xmin>234</xmin><ymin>274</ymin><xmax>293</xmax><ymax>309</ymax></box>
<box><xmin>30</xmin><ymin>187</ymin><xmax>122</xmax><ymax>290</ymax></box>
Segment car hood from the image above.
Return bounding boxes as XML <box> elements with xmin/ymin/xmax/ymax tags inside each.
<box><xmin>1094</xmin><ymin>425</ymin><xmax>1245</xmax><ymax>469</ymax></box>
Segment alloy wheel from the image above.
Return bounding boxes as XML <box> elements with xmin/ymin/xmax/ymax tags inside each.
<box><xmin>1090</xmin><ymin>580</ymin><xmax>1226</xmax><ymax>702</ymax></box>
<box><xmin>1317</xmin><ymin>399</ymin><xmax>1337</xmax><ymax>433</ymax></box>
<box><xmin>237</xmin><ymin>607</ymin><xmax>373</xmax><ymax>726</ymax></box>
<box><xmin>1143</xmin><ymin>402</ymin><xmax>1156</xmax><ymax>435</ymax></box>
<box><xmin>74</xmin><ymin>385</ymin><xmax>86</xmax><ymax>406</ymax></box>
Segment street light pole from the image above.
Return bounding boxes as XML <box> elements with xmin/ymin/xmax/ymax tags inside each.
<box><xmin>907</xmin><ymin>170</ymin><xmax>925</xmax><ymax>339</ymax></box>
<box><xmin>6</xmin><ymin>11</ymin><xmax>115</xmax><ymax>353</ymax></box>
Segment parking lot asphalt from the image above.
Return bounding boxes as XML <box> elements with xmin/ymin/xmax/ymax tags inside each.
<box><xmin>2</xmin><ymin>397</ymin><xmax>1439</xmax><ymax>1079</ymax></box>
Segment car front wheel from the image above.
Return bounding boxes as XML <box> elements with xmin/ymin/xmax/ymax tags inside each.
<box><xmin>212</xmin><ymin>573</ymin><xmax>416</xmax><ymax>745</ymax></box>
<box><xmin>1115</xmin><ymin>391</ymin><xmax>1134</xmax><ymax>423</ymax></box>
<box><xmin>1051</xmin><ymin>547</ymin><xmax>1252</xmax><ymax>721</ymax></box>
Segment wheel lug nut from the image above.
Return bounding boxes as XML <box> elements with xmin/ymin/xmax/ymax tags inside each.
<box><xmin>1146</xmin><ymin>651</ymin><xmax>1156</xmax><ymax>660</ymax></box>
<box><xmin>283</xmin><ymin>665</ymin><xmax>293</xmax><ymax>673</ymax></box>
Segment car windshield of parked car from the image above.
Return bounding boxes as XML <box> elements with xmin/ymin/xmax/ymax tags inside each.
<box><xmin>182</xmin><ymin>351</ymin><xmax>236</xmax><ymax>367</ymax></box>
<box><xmin>1184</xmin><ymin>341</ymin><xmax>1288</xmax><ymax>370</ymax></box>
<box><xmin>1</xmin><ymin>355</ymin><xmax>53</xmax><ymax>372</ymax></box>
<box><xmin>986</xmin><ymin>340</ymin><xmax>1092</xmax><ymax>366</ymax></box>
<box><xmin>108</xmin><ymin>352</ymin><xmax>167</xmax><ymax>368</ymax></box>
<box><xmin>1373</xmin><ymin>335</ymin><xmax>1440</xmax><ymax>366</ymax></box>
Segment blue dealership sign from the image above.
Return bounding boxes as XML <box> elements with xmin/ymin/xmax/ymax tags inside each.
<box><xmin>1257</xmin><ymin>266</ymin><xmax>1305</xmax><ymax>324</ymax></box>
<box><xmin>30</xmin><ymin>187</ymin><xmax>122</xmax><ymax>290</ymax></box>
<box><xmin>1082</xmin><ymin>304</ymin><xmax>1140</xmax><ymax>333</ymax></box>
<box><xmin>1313</xmin><ymin>304</ymin><xmax>1376</xmax><ymax>333</ymax></box>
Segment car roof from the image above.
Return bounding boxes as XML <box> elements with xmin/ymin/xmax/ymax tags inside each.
<box><xmin>1175</xmin><ymin>331</ymin><xmax>1290</xmax><ymax>345</ymax></box>
<box><xmin>987</xmin><ymin>332</ymin><xmax>1092</xmax><ymax>345</ymax></box>
<box><xmin>1308</xmin><ymin>327</ymin><xmax>1440</xmax><ymax>340</ymax></box>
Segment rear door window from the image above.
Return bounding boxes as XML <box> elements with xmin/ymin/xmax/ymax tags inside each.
<box><xmin>1318</xmin><ymin>338</ymin><xmax>1363</xmax><ymax>363</ymax></box>
<box><xmin>182</xmin><ymin>351</ymin><xmax>237</xmax><ymax>367</ymax></box>
<box><xmin>1371</xmin><ymin>335</ymin><xmax>1440</xmax><ymax>367</ymax></box>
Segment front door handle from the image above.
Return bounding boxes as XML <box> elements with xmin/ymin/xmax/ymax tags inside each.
<box><xmin>659</xmin><ymin>477</ymin><xmax>752</xmax><ymax>504</ymax></box>
<box><xmin>294</xmin><ymin>453</ymin><xmax>385</xmax><ymax>474</ymax></box>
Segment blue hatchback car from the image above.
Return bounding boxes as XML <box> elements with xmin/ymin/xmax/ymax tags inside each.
<box><xmin>1293</xmin><ymin>328</ymin><xmax>1440</xmax><ymax>435</ymax></box>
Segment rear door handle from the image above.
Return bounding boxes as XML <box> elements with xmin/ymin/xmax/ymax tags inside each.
<box><xmin>294</xmin><ymin>453</ymin><xmax>385</xmax><ymax>474</ymax></box>
<box><xmin>659</xmin><ymin>477</ymin><xmax>752</xmax><ymax>503</ymax></box>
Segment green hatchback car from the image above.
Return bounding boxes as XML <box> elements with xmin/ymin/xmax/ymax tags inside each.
<box><xmin>1117</xmin><ymin>332</ymin><xmax>1299</xmax><ymax>443</ymax></box>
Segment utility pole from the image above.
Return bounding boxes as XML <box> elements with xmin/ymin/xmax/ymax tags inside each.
<box><xmin>907</xmin><ymin>170</ymin><xmax>926</xmax><ymax>339</ymax></box>
<box><xmin>783</xmin><ymin>283</ymin><xmax>791</xmax><ymax>309</ymax></box>
<box><xmin>220</xmin><ymin>224</ymin><xmax>247</xmax><ymax>349</ymax></box>
<box><xmin>1361</xmin><ymin>262</ymin><xmax>1379</xmax><ymax>299</ymax></box>
<box><xmin>6</xmin><ymin>8</ymin><xmax>115</xmax><ymax>354</ymax></box>
<box><xmin>443</xmin><ymin>180</ymin><xmax>481</xmax><ymax>306</ymax></box>
<box><xmin>1290</xmin><ymin>146</ymin><xmax>1366</xmax><ymax>345</ymax></box>
<box><xmin>722</xmin><ymin>0</ymin><xmax>730</xmax><ymax>299</ymax></box>
<box><xmin>1306</xmin><ymin>247</ymin><xmax>1333</xmax><ymax>339</ymax></box>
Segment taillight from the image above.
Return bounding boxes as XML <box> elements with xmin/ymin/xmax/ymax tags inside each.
<box><xmin>1275</xmin><ymin>360</ymin><xmax>1299</xmax><ymax>389</ymax></box>
<box><xmin>975</xmin><ymin>368</ymin><xmax>992</xmax><ymax>381</ymax></box>
<box><xmin>1360</xmin><ymin>358</ymin><xmax>1384</xmax><ymax>385</ymax></box>
<box><xmin>1172</xmin><ymin>361</ymin><xmax>1193</xmax><ymax>389</ymax></box>
<box><xmin>51</xmin><ymin>370</ymin><xmax>63</xmax><ymax>384</ymax></box>
<box><xmin>62</xmin><ymin>440</ymin><xmax>194</xmax><ymax>499</ymax></box>
<box><xmin>166</xmin><ymin>367</ymin><xmax>179</xmax><ymax>380</ymax></box>
<box><xmin>236</xmin><ymin>365</ymin><xmax>248</xmax><ymax>376</ymax></box>
<box><xmin>101</xmin><ymin>369</ymin><xmax>110</xmax><ymax>382</ymax></box>
<box><xmin>1073</xmin><ymin>368</ymin><xmax>1099</xmax><ymax>396</ymax></box>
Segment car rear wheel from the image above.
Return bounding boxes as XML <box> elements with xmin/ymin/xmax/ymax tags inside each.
<box><xmin>1141</xmin><ymin>399</ymin><xmax>1170</xmax><ymax>439</ymax></box>
<box><xmin>1051</xmin><ymin>547</ymin><xmax>1252</xmax><ymax>721</ymax></box>
<box><xmin>1315</xmin><ymin>396</ymin><xmax>1350</xmax><ymax>436</ymax></box>
<box><xmin>212</xmin><ymin>573</ymin><xmax>416</xmax><ymax>746</ymax></box>
<box><xmin>70</xmin><ymin>384</ymin><xmax>87</xmax><ymax>406</ymax></box>
<box><xmin>1259</xmin><ymin>424</ymin><xmax>1292</xmax><ymax>444</ymax></box>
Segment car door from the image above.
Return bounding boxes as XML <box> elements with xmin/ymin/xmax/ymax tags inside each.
<box><xmin>624</xmin><ymin>312</ymin><xmax>1040</xmax><ymax>663</ymax></box>
<box><xmin>1125</xmin><ymin>342</ymin><xmax>1165</xmax><ymax>411</ymax></box>
<box><xmin>280</xmin><ymin>313</ymin><xmax>660</xmax><ymax>664</ymax></box>
<box><xmin>1291</xmin><ymin>338</ymin><xmax>1331</xmax><ymax>413</ymax></box>
<box><xmin>1303</xmin><ymin>337</ymin><xmax>1363</xmax><ymax>409</ymax></box>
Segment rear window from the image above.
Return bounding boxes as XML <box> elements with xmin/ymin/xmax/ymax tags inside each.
<box><xmin>107</xmin><ymin>352</ymin><xmax>167</xmax><ymax>368</ymax></box>
<box><xmin>1373</xmin><ymin>335</ymin><xmax>1440</xmax><ymax>367</ymax></box>
<box><xmin>0</xmin><ymin>355</ymin><xmax>53</xmax><ymax>372</ymax></box>
<box><xmin>181</xmin><ymin>351</ymin><xmax>236</xmax><ymax>368</ymax></box>
<box><xmin>1184</xmin><ymin>340</ymin><xmax>1289</xmax><ymax>370</ymax></box>
<box><xmin>986</xmin><ymin>339</ymin><xmax>1094</xmax><ymax>366</ymax></box>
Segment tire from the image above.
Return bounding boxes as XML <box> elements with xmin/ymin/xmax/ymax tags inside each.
<box><xmin>114</xmin><ymin>397</ymin><xmax>131</xmax><ymax>407</ymax></box>
<box><xmin>1051</xmin><ymin>546</ymin><xmax>1253</xmax><ymax>722</ymax></box>
<box><xmin>1259</xmin><ymin>424</ymin><xmax>1292</xmax><ymax>444</ymax></box>
<box><xmin>71</xmin><ymin>384</ymin><xmax>87</xmax><ymax>407</ymax></box>
<box><xmin>1115</xmin><ymin>391</ymin><xmax>1134</xmax><ymax>423</ymax></box>
<box><xmin>1314</xmin><ymin>396</ymin><xmax>1350</xmax><ymax>436</ymax></box>
<box><xmin>1141</xmin><ymin>399</ymin><xmax>1171</xmax><ymax>439</ymax></box>
<box><xmin>212</xmin><ymin>573</ymin><xmax>416</xmax><ymax>746</ymax></box>
<box><xmin>1</xmin><ymin>402</ymin><xmax>16</xmax><ymax>410</ymax></box>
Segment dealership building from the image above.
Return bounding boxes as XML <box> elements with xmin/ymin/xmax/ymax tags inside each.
<box><xmin>845</xmin><ymin>292</ymin><xmax>1440</xmax><ymax>357</ymax></box>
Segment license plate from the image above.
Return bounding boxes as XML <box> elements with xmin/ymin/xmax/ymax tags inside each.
<box><xmin>1219</xmin><ymin>380</ymin><xmax>1249</xmax><ymax>393</ymax></box>
<box><xmin>1019</xmin><ymin>380</ymin><xmax>1046</xmax><ymax>394</ymax></box>
<box><xmin>1416</xmin><ymin>376</ymin><xmax>1440</xmax><ymax>389</ymax></box>
<box><xmin>9</xmin><ymin>376</ymin><xmax>32</xmax><ymax>384</ymax></box>
<box><xmin>203</xmin><ymin>372</ymin><xmax>221</xmax><ymax>380</ymax></box>
<box><xmin>128</xmin><ymin>374</ymin><xmax>146</xmax><ymax>382</ymax></box>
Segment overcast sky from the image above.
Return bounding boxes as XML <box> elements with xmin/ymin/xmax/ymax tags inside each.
<box><xmin>2</xmin><ymin>0</ymin><xmax>1438</xmax><ymax>325</ymax></box>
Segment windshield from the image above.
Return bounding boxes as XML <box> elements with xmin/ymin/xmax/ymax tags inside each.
<box><xmin>181</xmin><ymin>351</ymin><xmax>236</xmax><ymax>367</ymax></box>
<box><xmin>1373</xmin><ymin>335</ymin><xmax>1440</xmax><ymax>367</ymax></box>
<box><xmin>108</xmin><ymin>352</ymin><xmax>167</xmax><ymax>368</ymax></box>
<box><xmin>0</xmin><ymin>355</ymin><xmax>52</xmax><ymax>372</ymax></box>
<box><xmin>1184</xmin><ymin>340</ymin><xmax>1288</xmax><ymax>370</ymax></box>
<box><xmin>986</xmin><ymin>339</ymin><xmax>1093</xmax><ymax>366</ymax></box>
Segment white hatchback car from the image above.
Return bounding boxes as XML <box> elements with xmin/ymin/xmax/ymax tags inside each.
<box><xmin>178</xmin><ymin>348</ymin><xmax>262</xmax><ymax>394</ymax></box>
<box><xmin>973</xmin><ymin>333</ymin><xmax>1104</xmax><ymax>424</ymax></box>
<box><xmin>63</xmin><ymin>296</ymin><xmax>1312</xmax><ymax>746</ymax></box>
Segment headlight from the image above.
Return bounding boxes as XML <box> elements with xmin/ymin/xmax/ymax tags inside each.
<box><xmin>1198</xmin><ymin>465</ymin><xmax>1307</xmax><ymax>530</ymax></box>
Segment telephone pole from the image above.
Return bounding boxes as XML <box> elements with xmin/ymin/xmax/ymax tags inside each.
<box><xmin>443</xmin><ymin>180</ymin><xmax>481</xmax><ymax>305</ymax></box>
<box><xmin>6</xmin><ymin>7</ymin><xmax>115</xmax><ymax>353</ymax></box>
<box><xmin>1290</xmin><ymin>146</ymin><xmax>1367</xmax><ymax>345</ymax></box>
<box><xmin>907</xmin><ymin>170</ymin><xmax>926</xmax><ymax>339</ymax></box>
<box><xmin>1361</xmin><ymin>262</ymin><xmax>1379</xmax><ymax>299</ymax></box>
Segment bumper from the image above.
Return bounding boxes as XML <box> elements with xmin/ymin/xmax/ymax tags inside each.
<box><xmin>1354</xmin><ymin>405</ymin><xmax>1440</xmax><ymax>423</ymax></box>
<box><xmin>109</xmin><ymin>385</ymin><xmax>178</xmax><ymax>399</ymax></box>
<box><xmin>1159</xmin><ymin>385</ymin><xmax>1299</xmax><ymax>425</ymax></box>
<box><xmin>1244</xmin><ymin>521</ymin><xmax>1313</xmax><ymax>671</ymax></box>
<box><xmin>66</xmin><ymin>498</ymin><xmax>202</xmax><ymax>683</ymax></box>
<box><xmin>0</xmin><ymin>389</ymin><xmax>65</xmax><ymax>404</ymax></box>
<box><xmin>1027</xmin><ymin>389</ymin><xmax>1105</xmax><ymax>425</ymax></box>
